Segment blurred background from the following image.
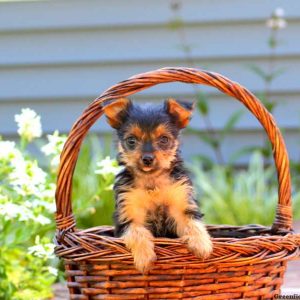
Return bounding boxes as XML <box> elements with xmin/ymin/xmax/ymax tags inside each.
<box><xmin>0</xmin><ymin>0</ymin><xmax>300</xmax><ymax>164</ymax></box>
<box><xmin>0</xmin><ymin>1</ymin><xmax>300</xmax><ymax>299</ymax></box>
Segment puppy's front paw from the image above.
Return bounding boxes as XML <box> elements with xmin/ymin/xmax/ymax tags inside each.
<box><xmin>132</xmin><ymin>242</ymin><xmax>157</xmax><ymax>274</ymax></box>
<box><xmin>182</xmin><ymin>221</ymin><xmax>213</xmax><ymax>260</ymax></box>
<box><xmin>184</xmin><ymin>232</ymin><xmax>213</xmax><ymax>259</ymax></box>
<box><xmin>123</xmin><ymin>225</ymin><xmax>157</xmax><ymax>273</ymax></box>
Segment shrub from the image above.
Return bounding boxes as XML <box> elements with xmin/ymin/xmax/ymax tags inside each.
<box><xmin>190</xmin><ymin>152</ymin><xmax>300</xmax><ymax>226</ymax></box>
<box><xmin>0</xmin><ymin>109</ymin><xmax>118</xmax><ymax>299</ymax></box>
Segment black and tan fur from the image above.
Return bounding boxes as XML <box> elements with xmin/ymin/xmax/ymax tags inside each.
<box><xmin>103</xmin><ymin>98</ymin><xmax>213</xmax><ymax>273</ymax></box>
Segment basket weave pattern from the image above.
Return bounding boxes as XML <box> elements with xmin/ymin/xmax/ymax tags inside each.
<box><xmin>55</xmin><ymin>67</ymin><xmax>300</xmax><ymax>299</ymax></box>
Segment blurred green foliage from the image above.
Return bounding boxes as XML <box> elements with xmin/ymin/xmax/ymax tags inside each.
<box><xmin>190</xmin><ymin>152</ymin><xmax>300</xmax><ymax>225</ymax></box>
<box><xmin>0</xmin><ymin>111</ymin><xmax>117</xmax><ymax>299</ymax></box>
<box><xmin>72</xmin><ymin>135</ymin><xmax>116</xmax><ymax>228</ymax></box>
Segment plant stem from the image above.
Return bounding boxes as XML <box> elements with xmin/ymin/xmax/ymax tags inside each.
<box><xmin>263</xmin><ymin>28</ymin><xmax>278</xmax><ymax>164</ymax></box>
<box><xmin>264</xmin><ymin>29</ymin><xmax>277</xmax><ymax>109</ymax></box>
<box><xmin>170</xmin><ymin>3</ymin><xmax>225</xmax><ymax>165</ymax></box>
<box><xmin>20</xmin><ymin>137</ymin><xmax>28</xmax><ymax>151</ymax></box>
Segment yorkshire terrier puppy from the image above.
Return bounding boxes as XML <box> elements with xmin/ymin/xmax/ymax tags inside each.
<box><xmin>103</xmin><ymin>98</ymin><xmax>213</xmax><ymax>273</ymax></box>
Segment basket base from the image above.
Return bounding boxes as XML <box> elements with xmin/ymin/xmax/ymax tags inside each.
<box><xmin>54</xmin><ymin>225</ymin><xmax>300</xmax><ymax>299</ymax></box>
<box><xmin>64</xmin><ymin>259</ymin><xmax>286</xmax><ymax>300</ymax></box>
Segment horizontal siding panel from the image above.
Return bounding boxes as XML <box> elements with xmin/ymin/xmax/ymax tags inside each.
<box><xmin>0</xmin><ymin>0</ymin><xmax>299</xmax><ymax>32</ymax></box>
<box><xmin>1</xmin><ymin>21</ymin><xmax>299</xmax><ymax>66</ymax></box>
<box><xmin>183</xmin><ymin>130</ymin><xmax>300</xmax><ymax>164</ymax></box>
<box><xmin>0</xmin><ymin>94</ymin><xmax>299</xmax><ymax>135</ymax></box>
<box><xmin>0</xmin><ymin>0</ymin><xmax>299</xmax><ymax>165</ymax></box>
<box><xmin>0</xmin><ymin>58</ymin><xmax>299</xmax><ymax>99</ymax></box>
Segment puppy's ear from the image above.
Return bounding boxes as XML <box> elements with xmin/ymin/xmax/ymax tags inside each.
<box><xmin>102</xmin><ymin>98</ymin><xmax>131</xmax><ymax>129</ymax></box>
<box><xmin>165</xmin><ymin>98</ymin><xmax>194</xmax><ymax>128</ymax></box>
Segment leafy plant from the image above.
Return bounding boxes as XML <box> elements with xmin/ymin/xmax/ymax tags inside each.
<box><xmin>72</xmin><ymin>136</ymin><xmax>119</xmax><ymax>228</ymax></box>
<box><xmin>168</xmin><ymin>4</ymin><xmax>293</xmax><ymax>168</ymax></box>
<box><xmin>0</xmin><ymin>109</ymin><xmax>58</xmax><ymax>299</ymax></box>
<box><xmin>168</xmin><ymin>2</ymin><xmax>243</xmax><ymax>166</ymax></box>
<box><xmin>247</xmin><ymin>8</ymin><xmax>287</xmax><ymax>161</ymax></box>
<box><xmin>190</xmin><ymin>152</ymin><xmax>300</xmax><ymax>225</ymax></box>
<box><xmin>0</xmin><ymin>109</ymin><xmax>118</xmax><ymax>299</ymax></box>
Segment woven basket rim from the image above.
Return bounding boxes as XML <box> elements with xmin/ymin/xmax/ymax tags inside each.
<box><xmin>55</xmin><ymin>224</ymin><xmax>300</xmax><ymax>265</ymax></box>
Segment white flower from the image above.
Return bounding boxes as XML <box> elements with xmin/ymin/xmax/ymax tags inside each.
<box><xmin>274</xmin><ymin>7</ymin><xmax>285</xmax><ymax>18</ymax></box>
<box><xmin>266</xmin><ymin>7</ymin><xmax>287</xmax><ymax>30</ymax></box>
<box><xmin>35</xmin><ymin>214</ymin><xmax>51</xmax><ymax>225</ymax></box>
<box><xmin>266</xmin><ymin>18</ymin><xmax>287</xmax><ymax>29</ymax></box>
<box><xmin>25</xmin><ymin>198</ymin><xmax>55</xmax><ymax>213</ymax></box>
<box><xmin>41</xmin><ymin>131</ymin><xmax>66</xmax><ymax>168</ymax></box>
<box><xmin>0</xmin><ymin>141</ymin><xmax>22</xmax><ymax>161</ymax></box>
<box><xmin>0</xmin><ymin>199</ymin><xmax>52</xmax><ymax>225</ymax></box>
<box><xmin>9</xmin><ymin>160</ymin><xmax>47</xmax><ymax>196</ymax></box>
<box><xmin>41</xmin><ymin>131</ymin><xmax>66</xmax><ymax>156</ymax></box>
<box><xmin>50</xmin><ymin>155</ymin><xmax>60</xmax><ymax>169</ymax></box>
<box><xmin>15</xmin><ymin>108</ymin><xmax>42</xmax><ymax>141</ymax></box>
<box><xmin>95</xmin><ymin>156</ymin><xmax>123</xmax><ymax>177</ymax></box>
<box><xmin>39</xmin><ymin>183</ymin><xmax>56</xmax><ymax>200</ymax></box>
<box><xmin>38</xmin><ymin>184</ymin><xmax>56</xmax><ymax>211</ymax></box>
<box><xmin>0</xmin><ymin>202</ymin><xmax>34</xmax><ymax>221</ymax></box>
<box><xmin>0</xmin><ymin>141</ymin><xmax>16</xmax><ymax>159</ymax></box>
<box><xmin>28</xmin><ymin>237</ymin><xmax>55</xmax><ymax>259</ymax></box>
<box><xmin>47</xmin><ymin>266</ymin><xmax>58</xmax><ymax>276</ymax></box>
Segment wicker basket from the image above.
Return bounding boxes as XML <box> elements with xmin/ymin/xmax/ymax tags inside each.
<box><xmin>55</xmin><ymin>67</ymin><xmax>300</xmax><ymax>300</ymax></box>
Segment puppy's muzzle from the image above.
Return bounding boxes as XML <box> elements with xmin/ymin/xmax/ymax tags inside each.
<box><xmin>142</xmin><ymin>153</ymin><xmax>154</xmax><ymax>167</ymax></box>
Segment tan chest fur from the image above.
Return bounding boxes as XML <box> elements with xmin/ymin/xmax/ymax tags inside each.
<box><xmin>119</xmin><ymin>172</ymin><xmax>193</xmax><ymax>225</ymax></box>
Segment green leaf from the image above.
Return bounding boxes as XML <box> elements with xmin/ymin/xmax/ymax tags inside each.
<box><xmin>261</xmin><ymin>143</ymin><xmax>272</xmax><ymax>158</ymax></box>
<box><xmin>247</xmin><ymin>64</ymin><xmax>269</xmax><ymax>80</ymax></box>
<box><xmin>185</xmin><ymin>127</ymin><xmax>200</xmax><ymax>135</ymax></box>
<box><xmin>264</xmin><ymin>101</ymin><xmax>276</xmax><ymax>112</ymax></box>
<box><xmin>256</xmin><ymin>91</ymin><xmax>267</xmax><ymax>103</ymax></box>
<box><xmin>229</xmin><ymin>146</ymin><xmax>265</xmax><ymax>164</ymax></box>
<box><xmin>191</xmin><ymin>154</ymin><xmax>214</xmax><ymax>169</ymax></box>
<box><xmin>220</xmin><ymin>110</ymin><xmax>243</xmax><ymax>140</ymax></box>
<box><xmin>268</xmin><ymin>67</ymin><xmax>286</xmax><ymax>82</ymax></box>
<box><xmin>247</xmin><ymin>64</ymin><xmax>286</xmax><ymax>84</ymax></box>
<box><xmin>196</xmin><ymin>92</ymin><xmax>209</xmax><ymax>115</ymax></box>
<box><xmin>268</xmin><ymin>35</ymin><xmax>277</xmax><ymax>49</ymax></box>
<box><xmin>199</xmin><ymin>133</ymin><xmax>219</xmax><ymax>149</ymax></box>
<box><xmin>254</xmin><ymin>92</ymin><xmax>277</xmax><ymax>112</ymax></box>
<box><xmin>186</xmin><ymin>128</ymin><xmax>219</xmax><ymax>150</ymax></box>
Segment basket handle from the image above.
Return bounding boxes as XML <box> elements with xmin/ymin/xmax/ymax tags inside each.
<box><xmin>55</xmin><ymin>67</ymin><xmax>293</xmax><ymax>237</ymax></box>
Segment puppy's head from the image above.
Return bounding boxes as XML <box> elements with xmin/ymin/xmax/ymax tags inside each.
<box><xmin>103</xmin><ymin>98</ymin><xmax>194</xmax><ymax>174</ymax></box>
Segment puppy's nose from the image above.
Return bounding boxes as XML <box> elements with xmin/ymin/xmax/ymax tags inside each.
<box><xmin>142</xmin><ymin>154</ymin><xmax>154</xmax><ymax>166</ymax></box>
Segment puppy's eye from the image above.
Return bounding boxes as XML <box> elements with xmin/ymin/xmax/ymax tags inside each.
<box><xmin>126</xmin><ymin>136</ymin><xmax>137</xmax><ymax>149</ymax></box>
<box><xmin>159</xmin><ymin>135</ymin><xmax>169</xmax><ymax>145</ymax></box>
